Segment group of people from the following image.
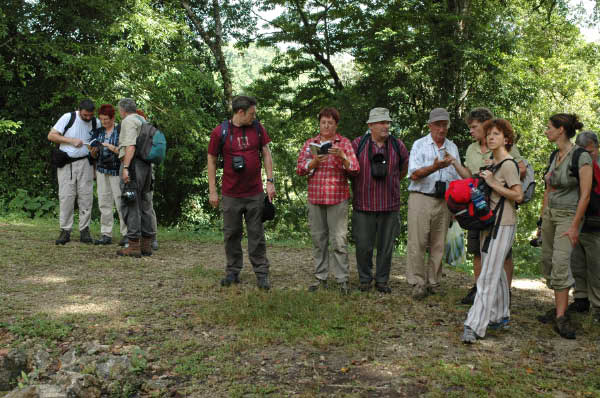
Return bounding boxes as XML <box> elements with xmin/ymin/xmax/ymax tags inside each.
<box><xmin>208</xmin><ymin>95</ymin><xmax>600</xmax><ymax>343</ymax></box>
<box><xmin>48</xmin><ymin>98</ymin><xmax>158</xmax><ymax>257</ymax></box>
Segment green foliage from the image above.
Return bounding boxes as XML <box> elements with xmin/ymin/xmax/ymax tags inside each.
<box><xmin>7</xmin><ymin>189</ymin><xmax>57</xmax><ymax>219</ymax></box>
<box><xmin>4</xmin><ymin>314</ymin><xmax>72</xmax><ymax>341</ymax></box>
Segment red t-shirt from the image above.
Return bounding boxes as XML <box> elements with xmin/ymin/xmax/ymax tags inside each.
<box><xmin>208</xmin><ymin>121</ymin><xmax>271</xmax><ymax>198</ymax></box>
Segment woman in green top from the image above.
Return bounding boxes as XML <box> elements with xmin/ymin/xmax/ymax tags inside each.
<box><xmin>538</xmin><ymin>113</ymin><xmax>593</xmax><ymax>339</ymax></box>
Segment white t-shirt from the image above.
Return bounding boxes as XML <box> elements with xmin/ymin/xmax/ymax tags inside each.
<box><xmin>53</xmin><ymin>111</ymin><xmax>99</xmax><ymax>158</ymax></box>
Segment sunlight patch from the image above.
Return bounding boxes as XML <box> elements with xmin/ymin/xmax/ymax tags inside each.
<box><xmin>512</xmin><ymin>279</ymin><xmax>546</xmax><ymax>291</ymax></box>
<box><xmin>25</xmin><ymin>275</ymin><xmax>70</xmax><ymax>284</ymax></box>
<box><xmin>52</xmin><ymin>300</ymin><xmax>120</xmax><ymax>315</ymax></box>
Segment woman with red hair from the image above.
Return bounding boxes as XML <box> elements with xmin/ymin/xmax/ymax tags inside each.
<box><xmin>90</xmin><ymin>104</ymin><xmax>127</xmax><ymax>246</ymax></box>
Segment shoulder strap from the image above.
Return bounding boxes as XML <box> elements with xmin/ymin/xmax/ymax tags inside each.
<box><xmin>570</xmin><ymin>147</ymin><xmax>587</xmax><ymax>181</ymax></box>
<box><xmin>490</xmin><ymin>157</ymin><xmax>519</xmax><ymax>176</ymax></box>
<box><xmin>356</xmin><ymin>132</ymin><xmax>371</xmax><ymax>156</ymax></box>
<box><xmin>545</xmin><ymin>149</ymin><xmax>559</xmax><ymax>176</ymax></box>
<box><xmin>91</xmin><ymin>117</ymin><xmax>97</xmax><ymax>131</ymax></box>
<box><xmin>390</xmin><ymin>136</ymin><xmax>404</xmax><ymax>166</ymax></box>
<box><xmin>219</xmin><ymin>120</ymin><xmax>229</xmax><ymax>156</ymax></box>
<box><xmin>63</xmin><ymin>111</ymin><xmax>76</xmax><ymax>135</ymax></box>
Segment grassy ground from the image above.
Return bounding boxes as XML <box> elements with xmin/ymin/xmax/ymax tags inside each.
<box><xmin>1</xmin><ymin>217</ymin><xmax>599</xmax><ymax>397</ymax></box>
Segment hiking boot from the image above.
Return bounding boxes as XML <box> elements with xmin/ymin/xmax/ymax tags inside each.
<box><xmin>554</xmin><ymin>315</ymin><xmax>576</xmax><ymax>339</ymax></box>
<box><xmin>358</xmin><ymin>282</ymin><xmax>372</xmax><ymax>292</ymax></box>
<box><xmin>308</xmin><ymin>279</ymin><xmax>328</xmax><ymax>292</ymax></box>
<box><xmin>220</xmin><ymin>273</ymin><xmax>240</xmax><ymax>287</ymax></box>
<box><xmin>461</xmin><ymin>325</ymin><xmax>478</xmax><ymax>344</ymax></box>
<box><xmin>116</xmin><ymin>238</ymin><xmax>141</xmax><ymax>258</ymax></box>
<box><xmin>567</xmin><ymin>298</ymin><xmax>590</xmax><ymax>314</ymax></box>
<box><xmin>55</xmin><ymin>229</ymin><xmax>71</xmax><ymax>245</ymax></box>
<box><xmin>151</xmin><ymin>238</ymin><xmax>159</xmax><ymax>251</ymax></box>
<box><xmin>537</xmin><ymin>308</ymin><xmax>558</xmax><ymax>324</ymax></box>
<box><xmin>119</xmin><ymin>236</ymin><xmax>129</xmax><ymax>247</ymax></box>
<box><xmin>141</xmin><ymin>236</ymin><xmax>153</xmax><ymax>256</ymax></box>
<box><xmin>488</xmin><ymin>317</ymin><xmax>510</xmax><ymax>331</ymax></box>
<box><xmin>461</xmin><ymin>285</ymin><xmax>477</xmax><ymax>305</ymax></box>
<box><xmin>338</xmin><ymin>281</ymin><xmax>350</xmax><ymax>295</ymax></box>
<box><xmin>79</xmin><ymin>227</ymin><xmax>93</xmax><ymax>244</ymax></box>
<box><xmin>375</xmin><ymin>283</ymin><xmax>392</xmax><ymax>294</ymax></box>
<box><xmin>94</xmin><ymin>235</ymin><xmax>112</xmax><ymax>245</ymax></box>
<box><xmin>257</xmin><ymin>274</ymin><xmax>270</xmax><ymax>291</ymax></box>
<box><xmin>412</xmin><ymin>284</ymin><xmax>427</xmax><ymax>300</ymax></box>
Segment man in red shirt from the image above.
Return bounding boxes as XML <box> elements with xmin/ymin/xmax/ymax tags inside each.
<box><xmin>207</xmin><ymin>96</ymin><xmax>276</xmax><ymax>290</ymax></box>
<box><xmin>351</xmin><ymin>108</ymin><xmax>409</xmax><ymax>293</ymax></box>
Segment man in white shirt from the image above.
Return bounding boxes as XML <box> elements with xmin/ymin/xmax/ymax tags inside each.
<box><xmin>406</xmin><ymin>108</ymin><xmax>471</xmax><ymax>299</ymax></box>
<box><xmin>48</xmin><ymin>99</ymin><xmax>99</xmax><ymax>245</ymax></box>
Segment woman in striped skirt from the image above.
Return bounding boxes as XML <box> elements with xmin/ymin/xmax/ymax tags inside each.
<box><xmin>462</xmin><ymin>119</ymin><xmax>523</xmax><ymax>343</ymax></box>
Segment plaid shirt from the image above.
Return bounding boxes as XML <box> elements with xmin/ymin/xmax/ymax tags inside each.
<box><xmin>296</xmin><ymin>133</ymin><xmax>359</xmax><ymax>205</ymax></box>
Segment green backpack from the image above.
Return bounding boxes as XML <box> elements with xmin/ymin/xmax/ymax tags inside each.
<box><xmin>135</xmin><ymin>115</ymin><xmax>167</xmax><ymax>164</ymax></box>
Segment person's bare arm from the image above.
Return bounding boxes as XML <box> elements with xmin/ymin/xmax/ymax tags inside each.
<box><xmin>409</xmin><ymin>157</ymin><xmax>451</xmax><ymax>181</ymax></box>
<box><xmin>48</xmin><ymin>128</ymin><xmax>83</xmax><ymax>147</ymax></box>
<box><xmin>207</xmin><ymin>153</ymin><xmax>219</xmax><ymax>208</ymax></box>
<box><xmin>121</xmin><ymin>146</ymin><xmax>136</xmax><ymax>184</ymax></box>
<box><xmin>262</xmin><ymin>144</ymin><xmax>276</xmax><ymax>201</ymax></box>
<box><xmin>561</xmin><ymin>164</ymin><xmax>593</xmax><ymax>246</ymax></box>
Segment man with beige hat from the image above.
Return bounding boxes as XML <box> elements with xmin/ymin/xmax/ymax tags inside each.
<box><xmin>406</xmin><ymin>108</ymin><xmax>471</xmax><ymax>299</ymax></box>
<box><xmin>351</xmin><ymin>108</ymin><xmax>409</xmax><ymax>293</ymax></box>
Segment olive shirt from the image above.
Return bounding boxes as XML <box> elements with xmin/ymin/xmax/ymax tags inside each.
<box><xmin>464</xmin><ymin>142</ymin><xmax>523</xmax><ymax>175</ymax></box>
<box><xmin>488</xmin><ymin>157</ymin><xmax>521</xmax><ymax>226</ymax></box>
<box><xmin>546</xmin><ymin>145</ymin><xmax>593</xmax><ymax>211</ymax></box>
<box><xmin>118</xmin><ymin>113</ymin><xmax>143</xmax><ymax>160</ymax></box>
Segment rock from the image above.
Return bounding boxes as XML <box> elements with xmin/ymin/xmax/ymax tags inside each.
<box><xmin>95</xmin><ymin>355</ymin><xmax>131</xmax><ymax>380</ymax></box>
<box><xmin>55</xmin><ymin>371</ymin><xmax>101</xmax><ymax>398</ymax></box>
<box><xmin>4</xmin><ymin>385</ymin><xmax>39</xmax><ymax>398</ymax></box>
<box><xmin>58</xmin><ymin>350</ymin><xmax>78</xmax><ymax>372</ymax></box>
<box><xmin>4</xmin><ymin>384</ymin><xmax>66</xmax><ymax>398</ymax></box>
<box><xmin>32</xmin><ymin>349</ymin><xmax>51</xmax><ymax>374</ymax></box>
<box><xmin>82</xmin><ymin>342</ymin><xmax>108</xmax><ymax>356</ymax></box>
<box><xmin>0</xmin><ymin>349</ymin><xmax>28</xmax><ymax>390</ymax></box>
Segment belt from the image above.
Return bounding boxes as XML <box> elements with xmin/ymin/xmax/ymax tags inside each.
<box><xmin>410</xmin><ymin>191</ymin><xmax>438</xmax><ymax>198</ymax></box>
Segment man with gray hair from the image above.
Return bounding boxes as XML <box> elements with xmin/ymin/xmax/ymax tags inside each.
<box><xmin>351</xmin><ymin>108</ymin><xmax>409</xmax><ymax>293</ymax></box>
<box><xmin>116</xmin><ymin>98</ymin><xmax>155</xmax><ymax>257</ymax></box>
<box><xmin>406</xmin><ymin>108</ymin><xmax>471</xmax><ymax>299</ymax></box>
<box><xmin>568</xmin><ymin>131</ymin><xmax>600</xmax><ymax>321</ymax></box>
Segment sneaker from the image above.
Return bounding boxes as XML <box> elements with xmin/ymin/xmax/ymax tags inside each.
<box><xmin>554</xmin><ymin>315</ymin><xmax>576</xmax><ymax>339</ymax></box>
<box><xmin>55</xmin><ymin>229</ymin><xmax>71</xmax><ymax>245</ymax></box>
<box><xmin>308</xmin><ymin>279</ymin><xmax>328</xmax><ymax>292</ymax></box>
<box><xmin>94</xmin><ymin>235</ymin><xmax>112</xmax><ymax>245</ymax></box>
<box><xmin>338</xmin><ymin>281</ymin><xmax>350</xmax><ymax>295</ymax></box>
<box><xmin>461</xmin><ymin>285</ymin><xmax>477</xmax><ymax>305</ymax></box>
<box><xmin>375</xmin><ymin>283</ymin><xmax>392</xmax><ymax>294</ymax></box>
<box><xmin>537</xmin><ymin>308</ymin><xmax>557</xmax><ymax>324</ymax></box>
<box><xmin>567</xmin><ymin>298</ymin><xmax>590</xmax><ymax>314</ymax></box>
<box><xmin>119</xmin><ymin>236</ymin><xmax>129</xmax><ymax>247</ymax></box>
<box><xmin>488</xmin><ymin>317</ymin><xmax>510</xmax><ymax>331</ymax></box>
<box><xmin>79</xmin><ymin>227</ymin><xmax>93</xmax><ymax>244</ymax></box>
<box><xmin>412</xmin><ymin>284</ymin><xmax>427</xmax><ymax>300</ymax></box>
<box><xmin>220</xmin><ymin>273</ymin><xmax>240</xmax><ymax>287</ymax></box>
<box><xmin>257</xmin><ymin>275</ymin><xmax>270</xmax><ymax>291</ymax></box>
<box><xmin>358</xmin><ymin>282</ymin><xmax>372</xmax><ymax>292</ymax></box>
<box><xmin>461</xmin><ymin>325</ymin><xmax>478</xmax><ymax>344</ymax></box>
<box><xmin>151</xmin><ymin>239</ymin><xmax>159</xmax><ymax>251</ymax></box>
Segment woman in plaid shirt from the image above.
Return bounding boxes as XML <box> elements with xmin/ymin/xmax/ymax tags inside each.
<box><xmin>296</xmin><ymin>107</ymin><xmax>360</xmax><ymax>294</ymax></box>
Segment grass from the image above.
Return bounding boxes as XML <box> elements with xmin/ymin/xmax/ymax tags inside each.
<box><xmin>1</xmin><ymin>215</ymin><xmax>600</xmax><ymax>396</ymax></box>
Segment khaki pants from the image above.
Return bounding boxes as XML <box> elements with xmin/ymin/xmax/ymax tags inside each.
<box><xmin>541</xmin><ymin>207</ymin><xmax>576</xmax><ymax>290</ymax></box>
<box><xmin>406</xmin><ymin>192</ymin><xmax>451</xmax><ymax>287</ymax></box>
<box><xmin>96</xmin><ymin>170</ymin><xmax>127</xmax><ymax>237</ymax></box>
<box><xmin>571</xmin><ymin>230</ymin><xmax>600</xmax><ymax>308</ymax></box>
<box><xmin>308</xmin><ymin>200</ymin><xmax>349</xmax><ymax>283</ymax></box>
<box><xmin>57</xmin><ymin>158</ymin><xmax>93</xmax><ymax>231</ymax></box>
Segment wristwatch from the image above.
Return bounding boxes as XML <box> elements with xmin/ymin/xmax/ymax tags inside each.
<box><xmin>266</xmin><ymin>178</ymin><xmax>274</xmax><ymax>183</ymax></box>
<box><xmin>123</xmin><ymin>166</ymin><xmax>129</xmax><ymax>169</ymax></box>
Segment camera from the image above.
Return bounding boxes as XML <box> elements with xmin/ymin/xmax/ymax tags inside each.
<box><xmin>232</xmin><ymin>155</ymin><xmax>245</xmax><ymax>172</ymax></box>
<box><xmin>370</xmin><ymin>153</ymin><xmax>387</xmax><ymax>179</ymax></box>
<box><xmin>122</xmin><ymin>188</ymin><xmax>137</xmax><ymax>203</ymax></box>
<box><xmin>529</xmin><ymin>237</ymin><xmax>542</xmax><ymax>247</ymax></box>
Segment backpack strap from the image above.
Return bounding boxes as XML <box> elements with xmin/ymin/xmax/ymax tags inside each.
<box><xmin>62</xmin><ymin>111</ymin><xmax>76</xmax><ymax>135</ymax></box>
<box><xmin>218</xmin><ymin>120</ymin><xmax>229</xmax><ymax>158</ymax></box>
<box><xmin>570</xmin><ymin>146</ymin><xmax>588</xmax><ymax>181</ymax></box>
<box><xmin>356</xmin><ymin>132</ymin><xmax>371</xmax><ymax>157</ymax></box>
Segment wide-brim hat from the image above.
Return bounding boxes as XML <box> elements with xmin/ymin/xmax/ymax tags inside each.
<box><xmin>427</xmin><ymin>108</ymin><xmax>450</xmax><ymax>123</ymax></box>
<box><xmin>366</xmin><ymin>108</ymin><xmax>392</xmax><ymax>124</ymax></box>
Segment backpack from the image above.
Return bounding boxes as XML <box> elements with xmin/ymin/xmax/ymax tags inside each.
<box><xmin>445</xmin><ymin>158</ymin><xmax>519</xmax><ymax>253</ymax></box>
<box><xmin>545</xmin><ymin>147</ymin><xmax>600</xmax><ymax>217</ymax></box>
<box><xmin>356</xmin><ymin>131</ymin><xmax>404</xmax><ymax>166</ymax></box>
<box><xmin>519</xmin><ymin>158</ymin><xmax>536</xmax><ymax>204</ymax></box>
<box><xmin>134</xmin><ymin>115</ymin><xmax>167</xmax><ymax>164</ymax></box>
<box><xmin>217</xmin><ymin>119</ymin><xmax>263</xmax><ymax>168</ymax></box>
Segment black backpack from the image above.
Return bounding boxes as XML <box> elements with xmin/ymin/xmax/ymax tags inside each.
<box><xmin>217</xmin><ymin>120</ymin><xmax>263</xmax><ymax>168</ymax></box>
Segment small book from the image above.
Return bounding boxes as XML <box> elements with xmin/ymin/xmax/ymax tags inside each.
<box><xmin>310</xmin><ymin>141</ymin><xmax>332</xmax><ymax>156</ymax></box>
<box><xmin>86</xmin><ymin>138</ymin><xmax>99</xmax><ymax>148</ymax></box>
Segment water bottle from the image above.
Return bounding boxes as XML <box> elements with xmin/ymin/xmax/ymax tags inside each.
<box><xmin>469</xmin><ymin>183</ymin><xmax>488</xmax><ymax>212</ymax></box>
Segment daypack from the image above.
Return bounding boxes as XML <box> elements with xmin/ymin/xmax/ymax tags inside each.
<box><xmin>356</xmin><ymin>131</ymin><xmax>404</xmax><ymax>166</ymax></box>
<box><xmin>445</xmin><ymin>158</ymin><xmax>519</xmax><ymax>252</ymax></box>
<box><xmin>217</xmin><ymin>119</ymin><xmax>263</xmax><ymax>168</ymax></box>
<box><xmin>519</xmin><ymin>158</ymin><xmax>536</xmax><ymax>204</ymax></box>
<box><xmin>545</xmin><ymin>147</ymin><xmax>600</xmax><ymax>217</ymax></box>
<box><xmin>134</xmin><ymin>115</ymin><xmax>167</xmax><ymax>164</ymax></box>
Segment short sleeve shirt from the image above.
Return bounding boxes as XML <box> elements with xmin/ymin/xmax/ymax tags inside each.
<box><xmin>207</xmin><ymin>121</ymin><xmax>271</xmax><ymax>198</ymax></box>
<box><xmin>407</xmin><ymin>134</ymin><xmax>462</xmax><ymax>194</ymax></box>
<box><xmin>118</xmin><ymin>114</ymin><xmax>143</xmax><ymax>159</ymax></box>
<box><xmin>53</xmin><ymin>111</ymin><xmax>98</xmax><ymax>158</ymax></box>
<box><xmin>489</xmin><ymin>157</ymin><xmax>521</xmax><ymax>225</ymax></box>
<box><xmin>464</xmin><ymin>142</ymin><xmax>523</xmax><ymax>175</ymax></box>
<box><xmin>546</xmin><ymin>146</ymin><xmax>593</xmax><ymax>211</ymax></box>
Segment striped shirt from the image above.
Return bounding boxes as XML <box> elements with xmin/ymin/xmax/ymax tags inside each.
<box><xmin>296</xmin><ymin>133</ymin><xmax>359</xmax><ymax>205</ymax></box>
<box><xmin>351</xmin><ymin>134</ymin><xmax>409</xmax><ymax>212</ymax></box>
<box><xmin>408</xmin><ymin>133</ymin><xmax>462</xmax><ymax>194</ymax></box>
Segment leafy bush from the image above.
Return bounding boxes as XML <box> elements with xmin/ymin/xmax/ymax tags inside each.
<box><xmin>7</xmin><ymin>189</ymin><xmax>57</xmax><ymax>218</ymax></box>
